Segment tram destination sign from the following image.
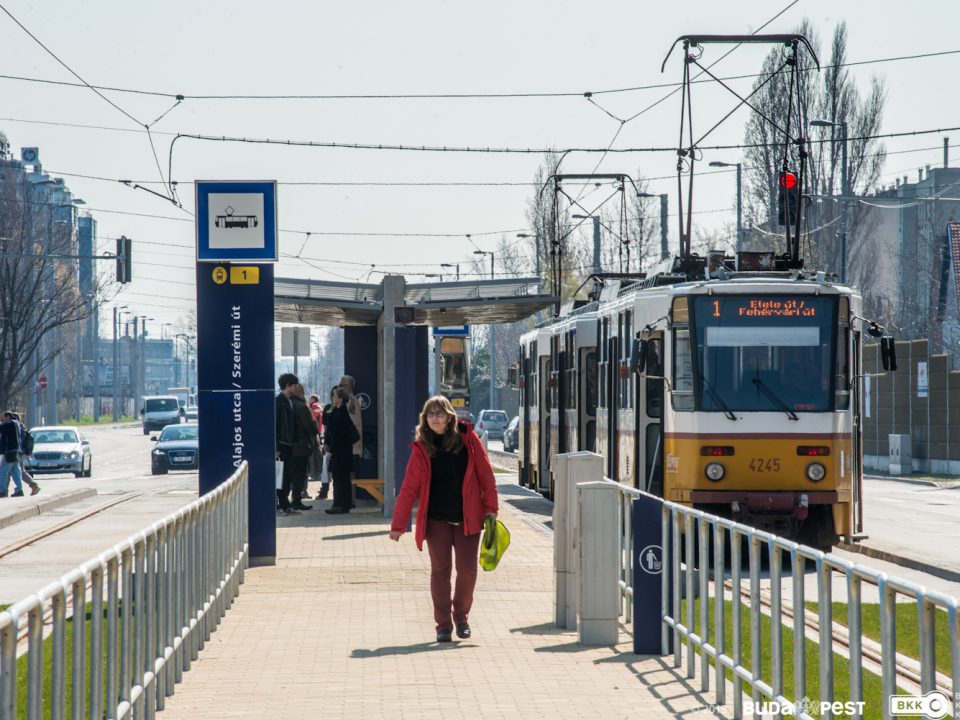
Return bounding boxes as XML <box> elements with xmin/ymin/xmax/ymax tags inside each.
<box><xmin>708</xmin><ymin>296</ymin><xmax>823</xmax><ymax>320</ymax></box>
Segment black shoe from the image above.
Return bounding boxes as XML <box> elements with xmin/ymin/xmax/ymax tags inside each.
<box><xmin>456</xmin><ymin>623</ymin><xmax>471</xmax><ymax>639</ymax></box>
<box><xmin>436</xmin><ymin>630</ymin><xmax>452</xmax><ymax>643</ymax></box>
<box><xmin>324</xmin><ymin>507</ymin><xmax>344</xmax><ymax>514</ymax></box>
<box><xmin>11</xmin><ymin>490</ymin><xmax>24</xmax><ymax>498</ymax></box>
<box><xmin>291</xmin><ymin>503</ymin><xmax>312</xmax><ymax>511</ymax></box>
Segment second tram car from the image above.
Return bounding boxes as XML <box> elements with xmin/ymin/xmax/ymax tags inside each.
<box><xmin>516</xmin><ymin>269</ymin><xmax>872</xmax><ymax>548</ymax></box>
<box><xmin>434</xmin><ymin>328</ymin><xmax>472</xmax><ymax>420</ymax></box>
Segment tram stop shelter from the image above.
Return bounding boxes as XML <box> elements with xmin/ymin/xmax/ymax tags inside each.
<box><xmin>273</xmin><ymin>274</ymin><xmax>556</xmax><ymax>517</ymax></box>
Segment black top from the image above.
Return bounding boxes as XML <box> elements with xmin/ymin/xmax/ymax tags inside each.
<box><xmin>427</xmin><ymin>433</ymin><xmax>468</xmax><ymax>523</ymax></box>
<box><xmin>0</xmin><ymin>421</ymin><xmax>20</xmax><ymax>460</ymax></box>
<box><xmin>326</xmin><ymin>405</ymin><xmax>358</xmax><ymax>473</ymax></box>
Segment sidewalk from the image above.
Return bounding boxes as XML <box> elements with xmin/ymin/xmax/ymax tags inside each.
<box><xmin>158</xmin><ymin>481</ymin><xmax>722</xmax><ymax>720</ymax></box>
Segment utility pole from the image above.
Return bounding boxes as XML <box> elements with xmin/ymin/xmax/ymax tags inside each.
<box><xmin>112</xmin><ymin>307</ymin><xmax>121</xmax><ymax>422</ymax></box>
<box><xmin>473</xmin><ymin>250</ymin><xmax>496</xmax><ymax>410</ymax></box>
<box><xmin>92</xmin><ymin>302</ymin><xmax>100</xmax><ymax>421</ymax></box>
<box><xmin>660</xmin><ymin>194</ymin><xmax>669</xmax><ymax>261</ymax></box>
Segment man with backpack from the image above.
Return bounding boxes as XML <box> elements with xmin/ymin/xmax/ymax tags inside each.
<box><xmin>10</xmin><ymin>413</ymin><xmax>40</xmax><ymax>496</ymax></box>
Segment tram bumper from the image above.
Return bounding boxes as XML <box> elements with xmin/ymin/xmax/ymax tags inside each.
<box><xmin>689</xmin><ymin>490</ymin><xmax>838</xmax><ymax>535</ymax></box>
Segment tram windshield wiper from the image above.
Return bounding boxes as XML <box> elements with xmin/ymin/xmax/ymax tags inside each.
<box><xmin>751</xmin><ymin>374</ymin><xmax>799</xmax><ymax>421</ymax></box>
<box><xmin>700</xmin><ymin>373</ymin><xmax>737</xmax><ymax>421</ymax></box>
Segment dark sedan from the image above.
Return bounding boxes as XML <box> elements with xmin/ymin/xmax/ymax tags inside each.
<box><xmin>503</xmin><ymin>415</ymin><xmax>520</xmax><ymax>453</ymax></box>
<box><xmin>151</xmin><ymin>423</ymin><xmax>199</xmax><ymax>474</ymax></box>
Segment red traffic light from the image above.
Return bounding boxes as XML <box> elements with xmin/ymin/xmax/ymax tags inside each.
<box><xmin>779</xmin><ymin>172</ymin><xmax>798</xmax><ymax>189</ymax></box>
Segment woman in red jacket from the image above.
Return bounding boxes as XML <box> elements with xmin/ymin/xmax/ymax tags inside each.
<box><xmin>390</xmin><ymin>395</ymin><xmax>499</xmax><ymax>643</ymax></box>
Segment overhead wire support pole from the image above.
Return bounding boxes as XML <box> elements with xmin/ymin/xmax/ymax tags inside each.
<box><xmin>662</xmin><ymin>34</ymin><xmax>820</xmax><ymax>271</ymax></box>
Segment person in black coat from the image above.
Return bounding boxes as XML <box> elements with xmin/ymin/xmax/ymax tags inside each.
<box><xmin>325</xmin><ymin>387</ymin><xmax>359</xmax><ymax>514</ymax></box>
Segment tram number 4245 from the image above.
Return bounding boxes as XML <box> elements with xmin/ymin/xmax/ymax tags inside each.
<box><xmin>748</xmin><ymin>458</ymin><xmax>781</xmax><ymax>473</ymax></box>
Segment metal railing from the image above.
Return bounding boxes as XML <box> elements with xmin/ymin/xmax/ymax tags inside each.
<box><xmin>600</xmin><ymin>477</ymin><xmax>960</xmax><ymax>720</ymax></box>
<box><xmin>0</xmin><ymin>461</ymin><xmax>249</xmax><ymax>720</ymax></box>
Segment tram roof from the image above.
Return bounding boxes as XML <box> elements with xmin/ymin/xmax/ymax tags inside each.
<box><xmin>274</xmin><ymin>276</ymin><xmax>557</xmax><ymax>327</ymax></box>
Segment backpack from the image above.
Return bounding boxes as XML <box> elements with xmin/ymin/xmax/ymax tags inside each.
<box><xmin>22</xmin><ymin>428</ymin><xmax>35</xmax><ymax>456</ymax></box>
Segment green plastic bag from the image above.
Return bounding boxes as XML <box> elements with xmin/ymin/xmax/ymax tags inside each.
<box><xmin>479</xmin><ymin>515</ymin><xmax>510</xmax><ymax>571</ymax></box>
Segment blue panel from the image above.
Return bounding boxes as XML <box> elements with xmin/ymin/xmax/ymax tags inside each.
<box><xmin>196</xmin><ymin>261</ymin><xmax>276</xmax><ymax>561</ymax></box>
<box><xmin>344</xmin><ymin>327</ymin><xmax>379</xmax><ymax>480</ymax></box>
<box><xmin>632</xmin><ymin>494</ymin><xmax>673</xmax><ymax>656</ymax></box>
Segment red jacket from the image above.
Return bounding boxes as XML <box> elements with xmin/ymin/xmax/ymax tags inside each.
<box><xmin>392</xmin><ymin>422</ymin><xmax>499</xmax><ymax>550</ymax></box>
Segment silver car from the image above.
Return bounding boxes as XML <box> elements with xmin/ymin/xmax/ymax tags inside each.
<box><xmin>476</xmin><ymin>410</ymin><xmax>509</xmax><ymax>440</ymax></box>
<box><xmin>24</xmin><ymin>426</ymin><xmax>92</xmax><ymax>478</ymax></box>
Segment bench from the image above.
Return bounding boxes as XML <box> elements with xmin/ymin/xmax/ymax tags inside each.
<box><xmin>351</xmin><ymin>478</ymin><xmax>385</xmax><ymax>506</ymax></box>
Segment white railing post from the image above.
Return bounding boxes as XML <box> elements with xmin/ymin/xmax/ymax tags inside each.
<box><xmin>553</xmin><ymin>452</ymin><xmax>603</xmax><ymax>630</ymax></box>
<box><xmin>577</xmin><ymin>480</ymin><xmax>619</xmax><ymax>646</ymax></box>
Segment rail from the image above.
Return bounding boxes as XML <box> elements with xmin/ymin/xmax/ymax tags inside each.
<box><xmin>0</xmin><ymin>461</ymin><xmax>249</xmax><ymax>720</ymax></box>
<box><xmin>600</xmin><ymin>477</ymin><xmax>960</xmax><ymax>720</ymax></box>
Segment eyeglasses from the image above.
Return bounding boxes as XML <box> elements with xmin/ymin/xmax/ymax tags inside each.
<box><xmin>426</xmin><ymin>411</ymin><xmax>448</xmax><ymax>420</ymax></box>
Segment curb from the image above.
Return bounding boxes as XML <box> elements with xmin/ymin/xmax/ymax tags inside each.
<box><xmin>837</xmin><ymin>541</ymin><xmax>960</xmax><ymax>585</ymax></box>
<box><xmin>865</xmin><ymin>473</ymin><xmax>960</xmax><ymax>488</ymax></box>
<box><xmin>0</xmin><ymin>489</ymin><xmax>98</xmax><ymax>531</ymax></box>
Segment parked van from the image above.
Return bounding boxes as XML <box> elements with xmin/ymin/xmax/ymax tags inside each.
<box><xmin>140</xmin><ymin>395</ymin><xmax>183</xmax><ymax>435</ymax></box>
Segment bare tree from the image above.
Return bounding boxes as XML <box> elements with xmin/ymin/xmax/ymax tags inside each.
<box><xmin>0</xmin><ymin>166</ymin><xmax>96</xmax><ymax>411</ymax></box>
<box><xmin>743</xmin><ymin>20</ymin><xmax>886</xmax><ymax>274</ymax></box>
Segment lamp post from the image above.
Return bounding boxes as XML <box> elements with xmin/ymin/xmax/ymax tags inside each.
<box><xmin>572</xmin><ymin>214</ymin><xmax>603</xmax><ymax>274</ymax></box>
<box><xmin>635</xmin><ymin>193</ymin><xmax>671</xmax><ymax>265</ymax></box>
<box><xmin>473</xmin><ymin>250</ymin><xmax>496</xmax><ymax>411</ymax></box>
<box><xmin>112</xmin><ymin>305</ymin><xmax>128</xmax><ymax>422</ymax></box>
<box><xmin>708</xmin><ymin>161</ymin><xmax>743</xmax><ymax>253</ymax></box>
<box><xmin>811</xmin><ymin>119</ymin><xmax>849</xmax><ymax>283</ymax></box>
<box><xmin>440</xmin><ymin>263</ymin><xmax>460</xmax><ymax>280</ymax></box>
<box><xmin>516</xmin><ymin>233</ymin><xmax>541</xmax><ymax>286</ymax></box>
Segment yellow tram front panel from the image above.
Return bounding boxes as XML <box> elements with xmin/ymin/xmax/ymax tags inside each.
<box><xmin>663</xmin><ymin>433</ymin><xmax>853</xmax><ymax>500</ymax></box>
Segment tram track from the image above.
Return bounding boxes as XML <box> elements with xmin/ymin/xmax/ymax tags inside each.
<box><xmin>726</xmin><ymin>580</ymin><xmax>952</xmax><ymax>697</ymax></box>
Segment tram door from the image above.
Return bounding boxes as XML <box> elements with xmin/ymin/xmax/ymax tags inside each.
<box><xmin>539</xmin><ymin>353</ymin><xmax>552</xmax><ymax>494</ymax></box>
<box><xmin>520</xmin><ymin>347</ymin><xmax>532</xmax><ymax>488</ymax></box>
<box><xmin>636</xmin><ymin>333</ymin><xmax>665</xmax><ymax>496</ymax></box>
<box><xmin>580</xmin><ymin>348</ymin><xmax>597</xmax><ymax>452</ymax></box>
<box><xmin>851</xmin><ymin>331</ymin><xmax>863</xmax><ymax>534</ymax></box>
<box><xmin>605</xmin><ymin>333</ymin><xmax>619</xmax><ymax>479</ymax></box>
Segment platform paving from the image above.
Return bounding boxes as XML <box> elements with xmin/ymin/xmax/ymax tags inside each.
<box><xmin>158</xmin><ymin>480</ymin><xmax>728</xmax><ymax>720</ymax></box>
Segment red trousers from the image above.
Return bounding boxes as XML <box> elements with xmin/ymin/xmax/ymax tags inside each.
<box><xmin>424</xmin><ymin>519</ymin><xmax>481</xmax><ymax>632</ymax></box>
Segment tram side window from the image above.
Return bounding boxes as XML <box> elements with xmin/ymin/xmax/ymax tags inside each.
<box><xmin>530</xmin><ymin>346</ymin><xmax>538</xmax><ymax>408</ymax></box>
<box><xmin>673</xmin><ymin>329</ymin><xmax>694</xmax><ymax>410</ymax></box>
<box><xmin>599</xmin><ymin>320</ymin><xmax>609</xmax><ymax>410</ymax></box>
<box><xmin>835</xmin><ymin>327</ymin><xmax>850</xmax><ymax>410</ymax></box>
<box><xmin>584</xmin><ymin>350</ymin><xmax>598</xmax><ymax>416</ymax></box>
<box><xmin>645</xmin><ymin>338</ymin><xmax>663</xmax><ymax>418</ymax></box>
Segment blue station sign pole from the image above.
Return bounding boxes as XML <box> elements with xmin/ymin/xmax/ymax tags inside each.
<box><xmin>196</xmin><ymin>180</ymin><xmax>278</xmax><ymax>564</ymax></box>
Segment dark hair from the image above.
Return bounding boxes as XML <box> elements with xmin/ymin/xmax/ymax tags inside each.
<box><xmin>333</xmin><ymin>387</ymin><xmax>350</xmax><ymax>403</ymax></box>
<box><xmin>415</xmin><ymin>396</ymin><xmax>463</xmax><ymax>457</ymax></box>
<box><xmin>278</xmin><ymin>373</ymin><xmax>299</xmax><ymax>390</ymax></box>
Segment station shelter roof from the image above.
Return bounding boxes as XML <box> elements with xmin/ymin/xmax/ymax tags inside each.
<box><xmin>274</xmin><ymin>276</ymin><xmax>557</xmax><ymax>327</ymax></box>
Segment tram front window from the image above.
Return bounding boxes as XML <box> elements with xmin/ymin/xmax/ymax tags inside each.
<box><xmin>692</xmin><ymin>296</ymin><xmax>836</xmax><ymax>413</ymax></box>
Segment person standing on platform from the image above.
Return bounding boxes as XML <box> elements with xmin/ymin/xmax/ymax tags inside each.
<box><xmin>307</xmin><ymin>393</ymin><xmax>324</xmax><ymax>487</ymax></box>
<box><xmin>325</xmin><ymin>387</ymin><xmax>359</xmax><ymax>514</ymax></box>
<box><xmin>339</xmin><ymin>374</ymin><xmax>363</xmax><ymax>509</ymax></box>
<box><xmin>274</xmin><ymin>373</ymin><xmax>300</xmax><ymax>516</ymax></box>
<box><xmin>389</xmin><ymin>395</ymin><xmax>499</xmax><ymax>643</ymax></box>
<box><xmin>289</xmin><ymin>383</ymin><xmax>317</xmax><ymax>510</ymax></box>
<box><xmin>318</xmin><ymin>386</ymin><xmax>338</xmax><ymax>500</ymax></box>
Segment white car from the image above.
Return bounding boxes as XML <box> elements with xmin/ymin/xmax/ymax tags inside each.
<box><xmin>184</xmin><ymin>405</ymin><xmax>199</xmax><ymax>422</ymax></box>
<box><xmin>24</xmin><ymin>426</ymin><xmax>92</xmax><ymax>478</ymax></box>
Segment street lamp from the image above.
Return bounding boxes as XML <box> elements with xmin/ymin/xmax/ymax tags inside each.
<box><xmin>635</xmin><ymin>193</ymin><xmax>671</xmax><ymax>264</ymax></box>
<box><xmin>811</xmin><ymin>119</ymin><xmax>849</xmax><ymax>283</ymax></box>
<box><xmin>572</xmin><ymin>214</ymin><xmax>603</xmax><ymax>274</ymax></box>
<box><xmin>440</xmin><ymin>263</ymin><xmax>460</xmax><ymax>280</ymax></box>
<box><xmin>708</xmin><ymin>162</ymin><xmax>743</xmax><ymax>253</ymax></box>
<box><xmin>112</xmin><ymin>305</ymin><xmax>129</xmax><ymax>422</ymax></box>
<box><xmin>516</xmin><ymin>233</ymin><xmax>541</xmax><ymax>284</ymax></box>
<box><xmin>473</xmin><ymin>250</ymin><xmax>496</xmax><ymax>411</ymax></box>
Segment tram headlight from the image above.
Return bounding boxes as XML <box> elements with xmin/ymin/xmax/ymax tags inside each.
<box><xmin>806</xmin><ymin>462</ymin><xmax>826</xmax><ymax>482</ymax></box>
<box><xmin>704</xmin><ymin>462</ymin><xmax>725</xmax><ymax>482</ymax></box>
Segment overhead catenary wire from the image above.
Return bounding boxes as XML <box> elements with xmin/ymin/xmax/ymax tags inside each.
<box><xmin>1</xmin><ymin>47</ymin><xmax>955</xmax><ymax>101</ymax></box>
